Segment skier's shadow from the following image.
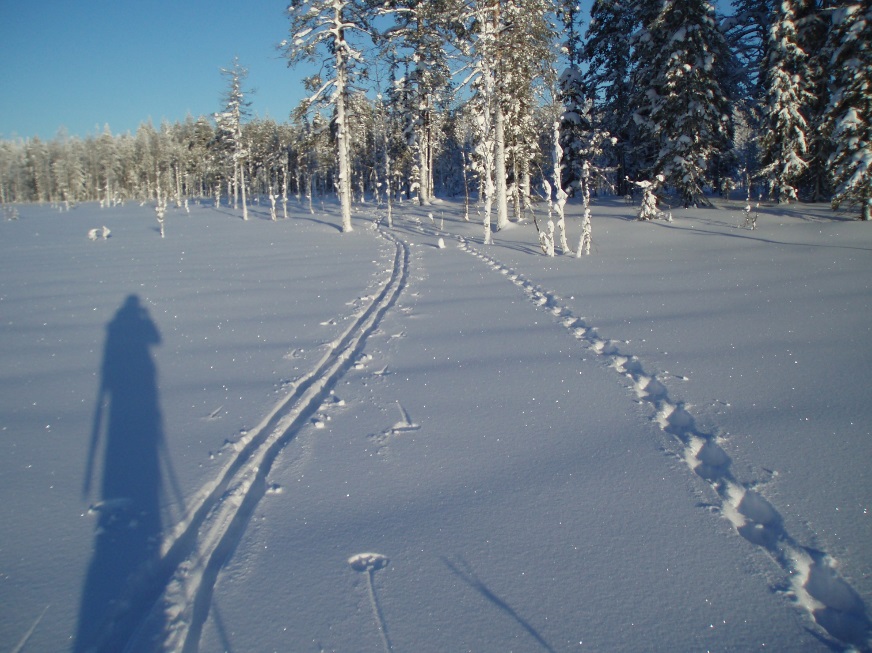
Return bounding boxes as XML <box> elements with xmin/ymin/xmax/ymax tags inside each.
<box><xmin>75</xmin><ymin>294</ymin><xmax>182</xmax><ymax>652</ymax></box>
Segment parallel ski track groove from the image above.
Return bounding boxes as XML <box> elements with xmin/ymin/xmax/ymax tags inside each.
<box><xmin>454</xmin><ymin>236</ymin><xmax>870</xmax><ymax>652</ymax></box>
<box><xmin>107</xmin><ymin>226</ymin><xmax>410</xmax><ymax>653</ymax></box>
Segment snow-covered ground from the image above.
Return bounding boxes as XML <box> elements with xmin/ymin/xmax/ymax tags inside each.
<box><xmin>0</xmin><ymin>196</ymin><xmax>869</xmax><ymax>652</ymax></box>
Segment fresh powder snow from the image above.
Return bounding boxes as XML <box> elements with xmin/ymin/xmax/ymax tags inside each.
<box><xmin>0</xmin><ymin>197</ymin><xmax>870</xmax><ymax>652</ymax></box>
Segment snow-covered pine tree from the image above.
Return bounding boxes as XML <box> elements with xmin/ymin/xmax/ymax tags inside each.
<box><xmin>284</xmin><ymin>0</ymin><xmax>371</xmax><ymax>233</ymax></box>
<box><xmin>215</xmin><ymin>57</ymin><xmax>252</xmax><ymax>221</ymax></box>
<box><xmin>24</xmin><ymin>137</ymin><xmax>52</xmax><ymax>203</ymax></box>
<box><xmin>376</xmin><ymin>0</ymin><xmax>457</xmax><ymax>207</ymax></box>
<box><xmin>52</xmin><ymin>134</ymin><xmax>85</xmax><ymax>209</ymax></box>
<box><xmin>500</xmin><ymin>0</ymin><xmax>555</xmax><ymax>222</ymax></box>
<box><xmin>96</xmin><ymin>125</ymin><xmax>119</xmax><ymax>208</ymax></box>
<box><xmin>389</xmin><ymin>61</ymin><xmax>418</xmax><ymax>200</ymax></box>
<box><xmin>758</xmin><ymin>0</ymin><xmax>813</xmax><ymax>202</ymax></box>
<box><xmin>454</xmin><ymin>0</ymin><xmax>499</xmax><ymax>242</ymax></box>
<box><xmin>133</xmin><ymin>122</ymin><xmax>157</xmax><ymax>201</ymax></box>
<box><xmin>823</xmin><ymin>2</ymin><xmax>871</xmax><ymax>220</ymax></box>
<box><xmin>487</xmin><ymin>0</ymin><xmax>510</xmax><ymax>232</ymax></box>
<box><xmin>631</xmin><ymin>0</ymin><xmax>733</xmax><ymax>207</ymax></box>
<box><xmin>455</xmin><ymin>0</ymin><xmax>555</xmax><ymax>236</ymax></box>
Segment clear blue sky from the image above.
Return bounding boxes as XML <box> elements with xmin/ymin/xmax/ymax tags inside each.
<box><xmin>0</xmin><ymin>0</ymin><xmax>312</xmax><ymax>140</ymax></box>
<box><xmin>1</xmin><ymin>1</ymin><xmax>734</xmax><ymax>141</ymax></box>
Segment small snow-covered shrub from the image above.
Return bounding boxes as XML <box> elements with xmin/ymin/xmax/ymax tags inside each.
<box><xmin>629</xmin><ymin>176</ymin><xmax>672</xmax><ymax>222</ymax></box>
<box><xmin>87</xmin><ymin>226</ymin><xmax>111</xmax><ymax>241</ymax></box>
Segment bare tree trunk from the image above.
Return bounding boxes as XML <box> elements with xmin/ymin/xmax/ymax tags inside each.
<box><xmin>281</xmin><ymin>163</ymin><xmax>289</xmax><ymax>219</ymax></box>
<box><xmin>239</xmin><ymin>158</ymin><xmax>249</xmax><ymax>221</ymax></box>
<box><xmin>494</xmin><ymin>102</ymin><xmax>509</xmax><ymax>231</ymax></box>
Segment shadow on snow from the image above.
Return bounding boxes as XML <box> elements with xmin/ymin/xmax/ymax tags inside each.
<box><xmin>76</xmin><ymin>294</ymin><xmax>182</xmax><ymax>653</ymax></box>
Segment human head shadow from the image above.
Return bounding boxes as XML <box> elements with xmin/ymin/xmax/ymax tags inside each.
<box><xmin>75</xmin><ymin>294</ymin><xmax>181</xmax><ymax>653</ymax></box>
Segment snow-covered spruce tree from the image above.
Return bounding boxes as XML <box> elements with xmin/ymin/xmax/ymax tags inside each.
<box><xmin>630</xmin><ymin>174</ymin><xmax>673</xmax><ymax>220</ymax></box>
<box><xmin>823</xmin><ymin>2</ymin><xmax>871</xmax><ymax>221</ymax></box>
<box><xmin>631</xmin><ymin>0</ymin><xmax>733</xmax><ymax>207</ymax></box>
<box><xmin>795</xmin><ymin>0</ymin><xmax>833</xmax><ymax>201</ymax></box>
<box><xmin>283</xmin><ymin>0</ymin><xmax>371</xmax><ymax>233</ymax></box>
<box><xmin>582</xmin><ymin>0</ymin><xmax>640</xmax><ymax>193</ymax></box>
<box><xmin>574</xmin><ymin>98</ymin><xmax>617</xmax><ymax>253</ymax></box>
<box><xmin>557</xmin><ymin>0</ymin><xmax>586</xmax><ymax>194</ymax></box>
<box><xmin>758</xmin><ymin>0</ymin><xmax>813</xmax><ymax>202</ymax></box>
<box><xmin>215</xmin><ymin>57</ymin><xmax>252</xmax><ymax>221</ymax></box>
<box><xmin>721</xmin><ymin>0</ymin><xmax>771</xmax><ymax>194</ymax></box>
<box><xmin>724</xmin><ymin>0</ymin><xmax>773</xmax><ymax>100</ymax></box>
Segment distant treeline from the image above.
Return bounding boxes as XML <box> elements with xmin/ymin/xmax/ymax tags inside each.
<box><xmin>1</xmin><ymin>0</ymin><xmax>869</xmax><ymax>220</ymax></box>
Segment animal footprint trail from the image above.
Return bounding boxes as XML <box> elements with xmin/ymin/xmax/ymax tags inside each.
<box><xmin>105</xmin><ymin>228</ymin><xmax>410</xmax><ymax>653</ymax></box>
<box><xmin>456</xmin><ymin>239</ymin><xmax>871</xmax><ymax>650</ymax></box>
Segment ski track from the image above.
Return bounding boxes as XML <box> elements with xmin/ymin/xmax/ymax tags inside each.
<box><xmin>453</xmin><ymin>236</ymin><xmax>871</xmax><ymax>652</ymax></box>
<box><xmin>82</xmin><ymin>203</ymin><xmax>869</xmax><ymax>651</ymax></box>
<box><xmin>86</xmin><ymin>225</ymin><xmax>411</xmax><ymax>653</ymax></box>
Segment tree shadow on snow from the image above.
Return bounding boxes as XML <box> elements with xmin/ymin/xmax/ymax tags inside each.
<box><xmin>443</xmin><ymin>556</ymin><xmax>557</xmax><ymax>653</ymax></box>
<box><xmin>75</xmin><ymin>295</ymin><xmax>182</xmax><ymax>653</ymax></box>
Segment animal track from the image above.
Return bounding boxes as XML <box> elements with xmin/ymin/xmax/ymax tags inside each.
<box><xmin>456</xmin><ymin>238</ymin><xmax>871</xmax><ymax>650</ymax></box>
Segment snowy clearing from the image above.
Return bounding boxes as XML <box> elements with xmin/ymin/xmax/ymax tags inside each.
<box><xmin>0</xmin><ymin>197</ymin><xmax>870</xmax><ymax>652</ymax></box>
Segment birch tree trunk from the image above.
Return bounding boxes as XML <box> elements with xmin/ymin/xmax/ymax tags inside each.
<box><xmin>334</xmin><ymin>6</ymin><xmax>353</xmax><ymax>233</ymax></box>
